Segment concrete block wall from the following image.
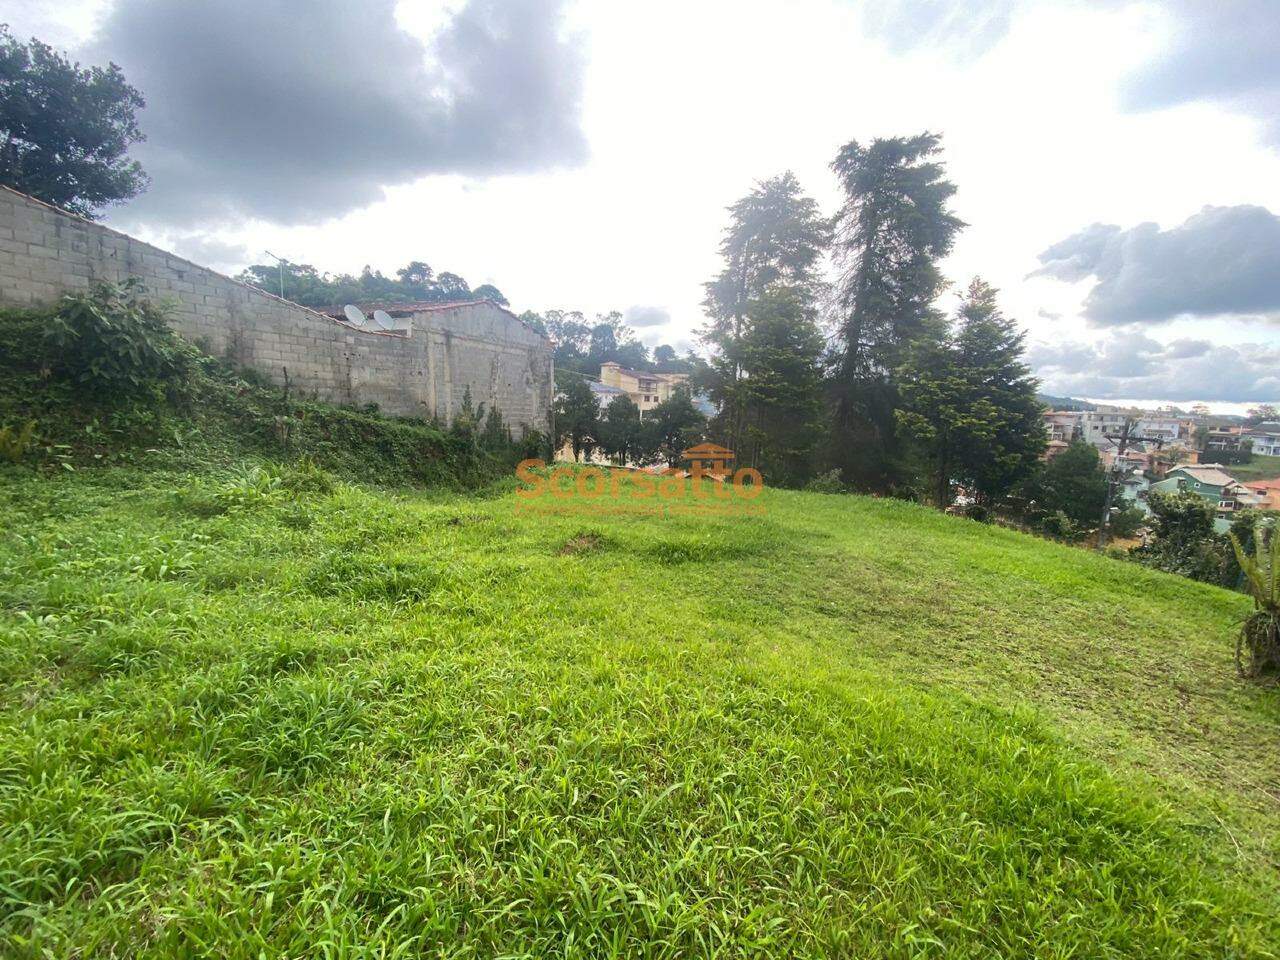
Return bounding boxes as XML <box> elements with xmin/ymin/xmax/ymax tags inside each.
<box><xmin>0</xmin><ymin>187</ymin><xmax>552</xmax><ymax>432</ymax></box>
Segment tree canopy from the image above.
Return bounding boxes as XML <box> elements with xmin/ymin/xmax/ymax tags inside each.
<box><xmin>827</xmin><ymin>133</ymin><xmax>965</xmax><ymax>493</ymax></box>
<box><xmin>0</xmin><ymin>26</ymin><xmax>148</xmax><ymax>217</ymax></box>
<box><xmin>897</xmin><ymin>279</ymin><xmax>1045</xmax><ymax>507</ymax></box>
<box><xmin>235</xmin><ymin>259</ymin><xmax>507</xmax><ymax>309</ymax></box>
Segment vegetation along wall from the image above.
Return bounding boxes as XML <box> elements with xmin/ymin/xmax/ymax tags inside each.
<box><xmin>0</xmin><ymin>187</ymin><xmax>553</xmax><ymax>432</ymax></box>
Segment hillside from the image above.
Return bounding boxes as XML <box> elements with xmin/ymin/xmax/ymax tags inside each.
<box><xmin>1231</xmin><ymin>454</ymin><xmax>1280</xmax><ymax>482</ymax></box>
<box><xmin>1</xmin><ymin>462</ymin><xmax>1277</xmax><ymax>956</ymax></box>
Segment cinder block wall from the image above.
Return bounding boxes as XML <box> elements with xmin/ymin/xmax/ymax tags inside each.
<box><xmin>0</xmin><ymin>187</ymin><xmax>552</xmax><ymax>432</ymax></box>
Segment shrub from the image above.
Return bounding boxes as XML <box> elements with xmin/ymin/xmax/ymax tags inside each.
<box><xmin>1228</xmin><ymin>522</ymin><xmax>1280</xmax><ymax>678</ymax></box>
<box><xmin>212</xmin><ymin>465</ymin><xmax>287</xmax><ymax>511</ymax></box>
<box><xmin>1130</xmin><ymin>491</ymin><xmax>1221</xmax><ymax>582</ymax></box>
<box><xmin>1108</xmin><ymin>504</ymin><xmax>1146</xmax><ymax>540</ymax></box>
<box><xmin>42</xmin><ymin>280</ymin><xmax>197</xmax><ymax>401</ymax></box>
<box><xmin>279</xmin><ymin>457</ymin><xmax>337</xmax><ymax>496</ymax></box>
<box><xmin>1035</xmin><ymin>510</ymin><xmax>1080</xmax><ymax>542</ymax></box>
<box><xmin>804</xmin><ymin>469</ymin><xmax>845</xmax><ymax>494</ymax></box>
<box><xmin>0</xmin><ymin>420</ymin><xmax>37</xmax><ymax>463</ymax></box>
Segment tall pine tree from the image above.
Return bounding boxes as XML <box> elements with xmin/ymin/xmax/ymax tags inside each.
<box><xmin>701</xmin><ymin>172</ymin><xmax>829</xmax><ymax>455</ymax></box>
<box><xmin>827</xmin><ymin>133</ymin><xmax>964</xmax><ymax>493</ymax></box>
<box><xmin>734</xmin><ymin>287</ymin><xmax>826</xmax><ymax>486</ymax></box>
<box><xmin>896</xmin><ymin>279</ymin><xmax>1046</xmax><ymax>508</ymax></box>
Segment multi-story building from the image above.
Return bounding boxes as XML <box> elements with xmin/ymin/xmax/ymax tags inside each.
<box><xmin>1135</xmin><ymin>416</ymin><xmax>1192</xmax><ymax>443</ymax></box>
<box><xmin>1043</xmin><ymin>410</ymin><xmax>1082</xmax><ymax>443</ymax></box>
<box><xmin>599</xmin><ymin>362</ymin><xmax>689</xmax><ymax>414</ymax></box>
<box><xmin>1242</xmin><ymin>425</ymin><xmax>1280</xmax><ymax>457</ymax></box>
<box><xmin>1080</xmin><ymin>407</ymin><xmax>1130</xmax><ymax>447</ymax></box>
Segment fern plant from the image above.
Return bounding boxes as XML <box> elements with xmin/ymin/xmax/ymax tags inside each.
<box><xmin>1229</xmin><ymin>524</ymin><xmax>1280</xmax><ymax>678</ymax></box>
<box><xmin>0</xmin><ymin>420</ymin><xmax>37</xmax><ymax>463</ymax></box>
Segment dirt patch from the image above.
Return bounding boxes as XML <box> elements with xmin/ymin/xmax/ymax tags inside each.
<box><xmin>560</xmin><ymin>532</ymin><xmax>606</xmax><ymax>556</ymax></box>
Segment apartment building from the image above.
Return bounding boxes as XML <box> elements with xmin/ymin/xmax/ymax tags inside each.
<box><xmin>599</xmin><ymin>362</ymin><xmax>689</xmax><ymax>414</ymax></box>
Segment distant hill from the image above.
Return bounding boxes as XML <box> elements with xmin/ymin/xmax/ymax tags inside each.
<box><xmin>1039</xmin><ymin>393</ymin><xmax>1097</xmax><ymax>411</ymax></box>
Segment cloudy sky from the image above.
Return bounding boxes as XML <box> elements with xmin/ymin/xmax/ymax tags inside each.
<box><xmin>10</xmin><ymin>0</ymin><xmax>1280</xmax><ymax>409</ymax></box>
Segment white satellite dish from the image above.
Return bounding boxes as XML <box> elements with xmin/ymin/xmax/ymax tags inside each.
<box><xmin>373</xmin><ymin>309</ymin><xmax>395</xmax><ymax>331</ymax></box>
<box><xmin>343</xmin><ymin>304</ymin><xmax>367</xmax><ymax>326</ymax></box>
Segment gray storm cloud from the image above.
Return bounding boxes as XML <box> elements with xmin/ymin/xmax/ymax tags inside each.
<box><xmin>1030</xmin><ymin>333</ymin><xmax>1280</xmax><ymax>403</ymax></box>
<box><xmin>623</xmin><ymin>306</ymin><xmax>672</xmax><ymax>329</ymax></box>
<box><xmin>1032</xmin><ymin>205</ymin><xmax>1280</xmax><ymax>327</ymax></box>
<box><xmin>89</xmin><ymin>0</ymin><xmax>587</xmax><ymax>227</ymax></box>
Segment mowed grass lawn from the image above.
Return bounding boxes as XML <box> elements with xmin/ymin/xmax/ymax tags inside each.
<box><xmin>1</xmin><ymin>465</ymin><xmax>1278</xmax><ymax>957</ymax></box>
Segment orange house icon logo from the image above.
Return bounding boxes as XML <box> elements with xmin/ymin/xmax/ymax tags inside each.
<box><xmin>682</xmin><ymin>443</ymin><xmax>736</xmax><ymax>480</ymax></box>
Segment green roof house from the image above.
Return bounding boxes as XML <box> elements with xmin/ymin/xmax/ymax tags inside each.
<box><xmin>1148</xmin><ymin>464</ymin><xmax>1266</xmax><ymax>532</ymax></box>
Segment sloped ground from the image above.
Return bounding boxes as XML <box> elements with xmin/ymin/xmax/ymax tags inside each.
<box><xmin>0</xmin><ymin>466</ymin><xmax>1277</xmax><ymax>957</ymax></box>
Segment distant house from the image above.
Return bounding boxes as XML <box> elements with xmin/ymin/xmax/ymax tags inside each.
<box><xmin>1135</xmin><ymin>416</ymin><xmax>1192</xmax><ymax>443</ymax></box>
<box><xmin>599</xmin><ymin>362</ymin><xmax>688</xmax><ymax>414</ymax></box>
<box><xmin>1205</xmin><ymin>426</ymin><xmax>1248</xmax><ymax>454</ymax></box>
<box><xmin>1244</xmin><ymin>477</ymin><xmax>1280</xmax><ymax>510</ymax></box>
<box><xmin>1148</xmin><ymin>464</ymin><xmax>1267</xmax><ymax>531</ymax></box>
<box><xmin>1242</xmin><ymin>428</ymin><xmax>1280</xmax><ymax>457</ymax></box>
<box><xmin>1043</xmin><ymin>410</ymin><xmax>1082</xmax><ymax>444</ymax></box>
<box><xmin>588</xmin><ymin>381</ymin><xmax>628</xmax><ymax>411</ymax></box>
<box><xmin>1080</xmin><ymin>408</ymin><xmax>1129</xmax><ymax>448</ymax></box>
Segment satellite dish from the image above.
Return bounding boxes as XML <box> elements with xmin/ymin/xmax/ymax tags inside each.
<box><xmin>373</xmin><ymin>309</ymin><xmax>395</xmax><ymax>331</ymax></box>
<box><xmin>343</xmin><ymin>304</ymin><xmax>367</xmax><ymax>326</ymax></box>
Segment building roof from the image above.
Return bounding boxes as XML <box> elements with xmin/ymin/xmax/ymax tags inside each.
<box><xmin>1245</xmin><ymin>476</ymin><xmax>1280</xmax><ymax>491</ymax></box>
<box><xmin>600</xmin><ymin>361</ymin><xmax>687</xmax><ymax>381</ymax></box>
<box><xmin>588</xmin><ymin>381</ymin><xmax>626</xmax><ymax>397</ymax></box>
<box><xmin>684</xmin><ymin>443</ymin><xmax>735</xmax><ymax>458</ymax></box>
<box><xmin>1169</xmin><ymin>464</ymin><xmax>1238</xmax><ymax>487</ymax></box>
<box><xmin>316</xmin><ymin>299</ymin><xmax>548</xmax><ymax>340</ymax></box>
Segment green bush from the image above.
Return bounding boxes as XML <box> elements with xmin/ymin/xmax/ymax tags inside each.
<box><xmin>42</xmin><ymin>280</ymin><xmax>198</xmax><ymax>401</ymax></box>
<box><xmin>804</xmin><ymin>469</ymin><xmax>845</xmax><ymax>494</ymax></box>
<box><xmin>0</xmin><ymin>419</ymin><xmax>37</xmax><ymax>463</ymax></box>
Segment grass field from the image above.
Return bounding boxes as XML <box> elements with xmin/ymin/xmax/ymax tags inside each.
<box><xmin>1229</xmin><ymin>455</ymin><xmax>1280</xmax><ymax>482</ymax></box>
<box><xmin>1</xmin><ymin>463</ymin><xmax>1278</xmax><ymax>957</ymax></box>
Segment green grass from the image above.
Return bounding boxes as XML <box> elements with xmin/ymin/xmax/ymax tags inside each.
<box><xmin>1228</xmin><ymin>455</ymin><xmax>1280</xmax><ymax>482</ymax></box>
<box><xmin>1</xmin><ymin>464</ymin><xmax>1278</xmax><ymax>957</ymax></box>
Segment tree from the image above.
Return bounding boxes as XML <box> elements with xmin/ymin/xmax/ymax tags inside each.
<box><xmin>554</xmin><ymin>378</ymin><xmax>599</xmax><ymax>462</ymax></box>
<box><xmin>827</xmin><ymin>133</ymin><xmax>965</xmax><ymax>493</ymax></box>
<box><xmin>396</xmin><ymin>261</ymin><xmax>435</xmax><ymax>294</ymax></box>
<box><xmin>0</xmin><ymin>26</ymin><xmax>148</xmax><ymax>217</ymax></box>
<box><xmin>647</xmin><ymin>387</ymin><xmax>707</xmax><ymax>467</ymax></box>
<box><xmin>702</xmin><ymin>172</ymin><xmax>829</xmax><ymax>455</ymax></box>
<box><xmin>896</xmin><ymin>279</ymin><xmax>1045</xmax><ymax>508</ymax></box>
<box><xmin>1246</xmin><ymin>404</ymin><xmax>1278</xmax><ymax>426</ymax></box>
<box><xmin>1131</xmin><ymin>491</ymin><xmax>1221</xmax><ymax>581</ymax></box>
<box><xmin>472</xmin><ymin>283</ymin><xmax>508</xmax><ymax>306</ymax></box>
<box><xmin>1025</xmin><ymin>441</ymin><xmax>1107</xmax><ymax>531</ymax></box>
<box><xmin>598</xmin><ymin>394</ymin><xmax>642</xmax><ymax>465</ymax></box>
<box><xmin>730</xmin><ymin>286</ymin><xmax>825</xmax><ymax>486</ymax></box>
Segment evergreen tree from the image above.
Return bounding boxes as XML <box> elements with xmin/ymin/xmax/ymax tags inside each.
<box><xmin>827</xmin><ymin>133</ymin><xmax>964</xmax><ymax>493</ymax></box>
<box><xmin>554</xmin><ymin>378</ymin><xmax>599</xmax><ymax>462</ymax></box>
<box><xmin>897</xmin><ymin>279</ymin><xmax>1046</xmax><ymax>507</ymax></box>
<box><xmin>701</xmin><ymin>172</ymin><xmax>829</xmax><ymax>454</ymax></box>
<box><xmin>646</xmin><ymin>387</ymin><xmax>707</xmax><ymax>468</ymax></box>
<box><xmin>598</xmin><ymin>394</ymin><xmax>642</xmax><ymax>465</ymax></box>
<box><xmin>734</xmin><ymin>287</ymin><xmax>826</xmax><ymax>486</ymax></box>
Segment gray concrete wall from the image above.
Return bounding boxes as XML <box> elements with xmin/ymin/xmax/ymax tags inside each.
<box><xmin>0</xmin><ymin>187</ymin><xmax>552</xmax><ymax>432</ymax></box>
